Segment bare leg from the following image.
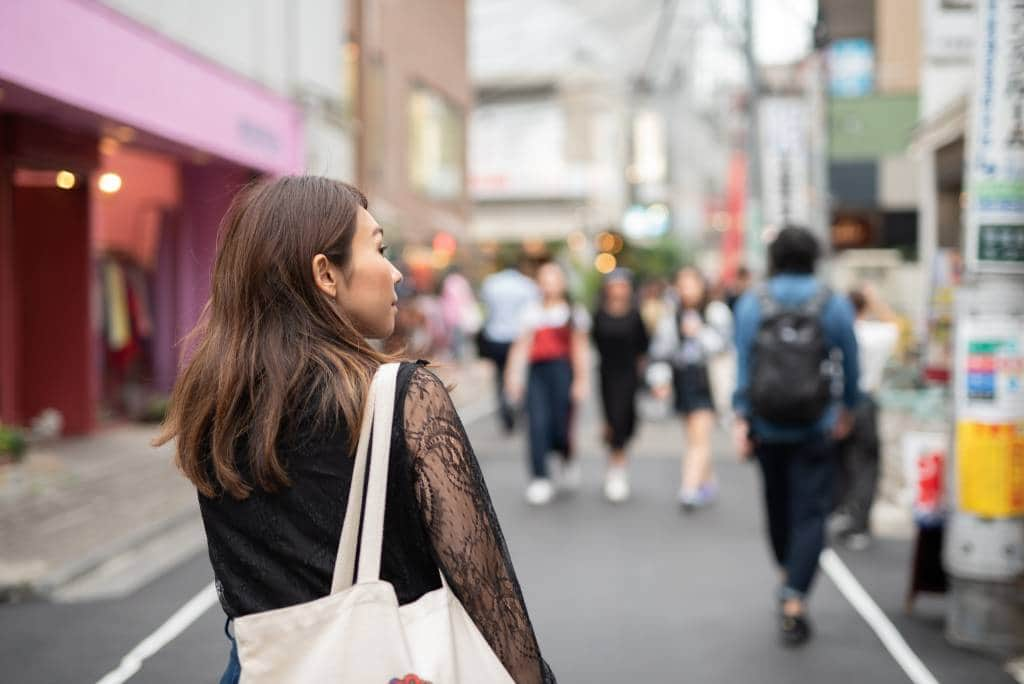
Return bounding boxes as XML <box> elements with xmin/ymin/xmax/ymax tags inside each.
<box><xmin>782</xmin><ymin>598</ymin><xmax>805</xmax><ymax>617</ymax></box>
<box><xmin>609</xmin><ymin>447</ymin><xmax>626</xmax><ymax>468</ymax></box>
<box><xmin>682</xmin><ymin>410</ymin><xmax>715</xmax><ymax>492</ymax></box>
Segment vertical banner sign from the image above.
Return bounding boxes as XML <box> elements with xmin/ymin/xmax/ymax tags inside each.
<box><xmin>759</xmin><ymin>97</ymin><xmax>812</xmax><ymax>230</ymax></box>
<box><xmin>965</xmin><ymin>0</ymin><xmax>1024</xmax><ymax>273</ymax></box>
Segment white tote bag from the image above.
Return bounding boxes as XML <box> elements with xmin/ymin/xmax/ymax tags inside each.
<box><xmin>234</xmin><ymin>363</ymin><xmax>515</xmax><ymax>683</ymax></box>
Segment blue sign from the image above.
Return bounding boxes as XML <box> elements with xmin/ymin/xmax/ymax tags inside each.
<box><xmin>828</xmin><ymin>39</ymin><xmax>875</xmax><ymax>98</ymax></box>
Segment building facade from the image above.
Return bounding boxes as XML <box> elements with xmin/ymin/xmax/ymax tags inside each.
<box><xmin>0</xmin><ymin>0</ymin><xmax>328</xmax><ymax>435</ymax></box>
<box><xmin>350</xmin><ymin>0</ymin><xmax>471</xmax><ymax>278</ymax></box>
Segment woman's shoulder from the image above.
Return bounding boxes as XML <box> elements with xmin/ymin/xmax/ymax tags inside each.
<box><xmin>398</xmin><ymin>362</ymin><xmax>451</xmax><ymax>408</ymax></box>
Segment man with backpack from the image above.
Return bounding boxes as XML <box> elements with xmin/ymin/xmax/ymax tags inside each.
<box><xmin>732</xmin><ymin>226</ymin><xmax>860</xmax><ymax>647</ymax></box>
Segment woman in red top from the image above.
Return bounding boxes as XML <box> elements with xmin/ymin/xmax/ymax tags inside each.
<box><xmin>506</xmin><ymin>262</ymin><xmax>590</xmax><ymax>505</ymax></box>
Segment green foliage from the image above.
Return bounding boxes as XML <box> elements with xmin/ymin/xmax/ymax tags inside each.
<box><xmin>0</xmin><ymin>424</ymin><xmax>27</xmax><ymax>461</ymax></box>
<box><xmin>618</xmin><ymin>234</ymin><xmax>692</xmax><ymax>283</ymax></box>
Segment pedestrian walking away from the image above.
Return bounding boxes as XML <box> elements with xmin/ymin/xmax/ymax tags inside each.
<box><xmin>154</xmin><ymin>176</ymin><xmax>555</xmax><ymax>683</ymax></box>
<box><xmin>591</xmin><ymin>269</ymin><xmax>650</xmax><ymax>503</ymax></box>
<box><xmin>648</xmin><ymin>266</ymin><xmax>733</xmax><ymax>511</ymax></box>
<box><xmin>831</xmin><ymin>283</ymin><xmax>899</xmax><ymax>551</ymax></box>
<box><xmin>505</xmin><ymin>261</ymin><xmax>591</xmax><ymax>506</ymax></box>
<box><xmin>478</xmin><ymin>253</ymin><xmax>541</xmax><ymax>433</ymax></box>
<box><xmin>732</xmin><ymin>225</ymin><xmax>860</xmax><ymax>648</ymax></box>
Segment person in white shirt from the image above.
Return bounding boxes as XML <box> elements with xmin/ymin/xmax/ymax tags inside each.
<box><xmin>478</xmin><ymin>255</ymin><xmax>541</xmax><ymax>432</ymax></box>
<box><xmin>833</xmin><ymin>283</ymin><xmax>899</xmax><ymax>549</ymax></box>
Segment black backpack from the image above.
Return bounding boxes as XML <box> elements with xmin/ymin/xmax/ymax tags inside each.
<box><xmin>749</xmin><ymin>284</ymin><xmax>833</xmax><ymax>426</ymax></box>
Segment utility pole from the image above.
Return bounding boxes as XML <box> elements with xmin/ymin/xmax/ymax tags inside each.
<box><xmin>742</xmin><ymin>0</ymin><xmax>763</xmax><ymax>270</ymax></box>
<box><xmin>945</xmin><ymin>0</ymin><xmax>1024</xmax><ymax>656</ymax></box>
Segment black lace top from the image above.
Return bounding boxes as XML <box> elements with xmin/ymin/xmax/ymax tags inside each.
<box><xmin>198</xmin><ymin>362</ymin><xmax>555</xmax><ymax>683</ymax></box>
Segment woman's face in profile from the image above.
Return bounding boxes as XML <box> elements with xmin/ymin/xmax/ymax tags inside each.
<box><xmin>333</xmin><ymin>207</ymin><xmax>403</xmax><ymax>339</ymax></box>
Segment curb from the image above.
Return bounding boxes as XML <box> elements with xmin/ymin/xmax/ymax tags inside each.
<box><xmin>0</xmin><ymin>505</ymin><xmax>198</xmax><ymax>603</ymax></box>
<box><xmin>0</xmin><ymin>384</ymin><xmax>499</xmax><ymax>604</ymax></box>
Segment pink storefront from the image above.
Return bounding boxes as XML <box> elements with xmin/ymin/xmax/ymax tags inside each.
<box><xmin>0</xmin><ymin>0</ymin><xmax>304</xmax><ymax>434</ymax></box>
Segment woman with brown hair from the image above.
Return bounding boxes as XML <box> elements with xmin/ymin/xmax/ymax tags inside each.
<box><xmin>155</xmin><ymin>176</ymin><xmax>554</xmax><ymax>683</ymax></box>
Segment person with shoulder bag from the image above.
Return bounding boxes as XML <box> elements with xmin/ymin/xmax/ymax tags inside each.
<box><xmin>732</xmin><ymin>226</ymin><xmax>859</xmax><ymax>648</ymax></box>
<box><xmin>155</xmin><ymin>176</ymin><xmax>555</xmax><ymax>683</ymax></box>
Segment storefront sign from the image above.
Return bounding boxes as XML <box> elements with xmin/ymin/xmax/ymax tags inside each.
<box><xmin>828</xmin><ymin>39</ymin><xmax>875</xmax><ymax>98</ymax></box>
<box><xmin>925</xmin><ymin>0</ymin><xmax>976</xmax><ymax>62</ymax></box>
<box><xmin>965</xmin><ymin>0</ymin><xmax>1024</xmax><ymax>274</ymax></box>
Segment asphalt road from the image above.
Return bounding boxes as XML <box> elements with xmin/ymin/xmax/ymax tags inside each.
<box><xmin>1</xmin><ymin>396</ymin><xmax>1015</xmax><ymax>683</ymax></box>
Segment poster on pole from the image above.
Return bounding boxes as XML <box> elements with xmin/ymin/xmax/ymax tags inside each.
<box><xmin>964</xmin><ymin>0</ymin><xmax>1024</xmax><ymax>274</ymax></box>
<box><xmin>955</xmin><ymin>313</ymin><xmax>1024</xmax><ymax>419</ymax></box>
<box><xmin>956</xmin><ymin>420</ymin><xmax>1024</xmax><ymax>517</ymax></box>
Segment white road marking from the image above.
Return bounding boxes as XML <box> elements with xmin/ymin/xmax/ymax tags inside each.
<box><xmin>1006</xmin><ymin>655</ymin><xmax>1024</xmax><ymax>683</ymax></box>
<box><xmin>820</xmin><ymin>548</ymin><xmax>940</xmax><ymax>684</ymax></box>
<box><xmin>94</xmin><ymin>582</ymin><xmax>218</xmax><ymax>684</ymax></box>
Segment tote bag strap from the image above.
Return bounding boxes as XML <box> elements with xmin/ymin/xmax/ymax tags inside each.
<box><xmin>330</xmin><ymin>362</ymin><xmax>400</xmax><ymax>594</ymax></box>
<box><xmin>355</xmin><ymin>361</ymin><xmax>399</xmax><ymax>583</ymax></box>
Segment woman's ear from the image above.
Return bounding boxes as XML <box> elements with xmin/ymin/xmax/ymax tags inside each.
<box><xmin>312</xmin><ymin>254</ymin><xmax>337</xmax><ymax>299</ymax></box>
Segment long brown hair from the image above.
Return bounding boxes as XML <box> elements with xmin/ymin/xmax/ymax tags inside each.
<box><xmin>155</xmin><ymin>176</ymin><xmax>393</xmax><ymax>500</ymax></box>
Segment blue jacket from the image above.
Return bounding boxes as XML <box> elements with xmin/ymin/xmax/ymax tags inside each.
<box><xmin>732</xmin><ymin>273</ymin><xmax>860</xmax><ymax>443</ymax></box>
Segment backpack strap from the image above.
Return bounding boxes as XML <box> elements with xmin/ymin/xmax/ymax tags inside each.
<box><xmin>756</xmin><ymin>283</ymin><xmax>781</xmax><ymax>319</ymax></box>
<box><xmin>800</xmin><ymin>285</ymin><xmax>832</xmax><ymax>318</ymax></box>
<box><xmin>757</xmin><ymin>282</ymin><xmax>831</xmax><ymax>319</ymax></box>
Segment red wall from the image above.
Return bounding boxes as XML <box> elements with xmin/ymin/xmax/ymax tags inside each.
<box><xmin>12</xmin><ymin>185</ymin><xmax>95</xmax><ymax>434</ymax></box>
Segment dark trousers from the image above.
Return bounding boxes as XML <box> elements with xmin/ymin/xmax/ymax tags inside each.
<box><xmin>480</xmin><ymin>335</ymin><xmax>515</xmax><ymax>431</ymax></box>
<box><xmin>526</xmin><ymin>359</ymin><xmax>573</xmax><ymax>478</ymax></box>
<box><xmin>836</xmin><ymin>395</ymin><xmax>880</xmax><ymax>533</ymax></box>
<box><xmin>756</xmin><ymin>438</ymin><xmax>837</xmax><ymax>598</ymax></box>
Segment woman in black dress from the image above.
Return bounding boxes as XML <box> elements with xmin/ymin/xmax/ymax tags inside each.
<box><xmin>591</xmin><ymin>269</ymin><xmax>649</xmax><ymax>502</ymax></box>
<box><xmin>155</xmin><ymin>177</ymin><xmax>554</xmax><ymax>683</ymax></box>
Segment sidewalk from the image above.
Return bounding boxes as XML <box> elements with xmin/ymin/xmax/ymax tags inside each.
<box><xmin>0</xmin><ymin>359</ymin><xmax>496</xmax><ymax>601</ymax></box>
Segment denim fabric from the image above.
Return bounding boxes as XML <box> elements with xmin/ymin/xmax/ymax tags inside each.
<box><xmin>756</xmin><ymin>438</ymin><xmax>837</xmax><ymax>597</ymax></box>
<box><xmin>732</xmin><ymin>274</ymin><xmax>860</xmax><ymax>442</ymax></box>
<box><xmin>220</xmin><ymin>619</ymin><xmax>241</xmax><ymax>684</ymax></box>
<box><xmin>526</xmin><ymin>359</ymin><xmax>573</xmax><ymax>478</ymax></box>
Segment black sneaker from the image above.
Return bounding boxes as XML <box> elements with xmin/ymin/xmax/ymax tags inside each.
<box><xmin>779</xmin><ymin>613</ymin><xmax>812</xmax><ymax>647</ymax></box>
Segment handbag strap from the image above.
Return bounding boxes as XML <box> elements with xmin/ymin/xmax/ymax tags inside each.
<box><xmin>330</xmin><ymin>362</ymin><xmax>400</xmax><ymax>594</ymax></box>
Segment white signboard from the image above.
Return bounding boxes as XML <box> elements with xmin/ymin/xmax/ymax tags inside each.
<box><xmin>925</xmin><ymin>0</ymin><xmax>977</xmax><ymax>62</ymax></box>
<box><xmin>759</xmin><ymin>97</ymin><xmax>811</xmax><ymax>229</ymax></box>
<box><xmin>469</xmin><ymin>99</ymin><xmax>588</xmax><ymax>200</ymax></box>
<box><xmin>964</xmin><ymin>0</ymin><xmax>1024</xmax><ymax>274</ymax></box>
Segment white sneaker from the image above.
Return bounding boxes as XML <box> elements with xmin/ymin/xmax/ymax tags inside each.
<box><xmin>558</xmin><ymin>459</ymin><xmax>582</xmax><ymax>493</ymax></box>
<box><xmin>524</xmin><ymin>478</ymin><xmax>555</xmax><ymax>506</ymax></box>
<box><xmin>604</xmin><ymin>466</ymin><xmax>630</xmax><ymax>503</ymax></box>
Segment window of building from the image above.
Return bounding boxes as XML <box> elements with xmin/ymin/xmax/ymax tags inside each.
<box><xmin>408</xmin><ymin>84</ymin><xmax>464</xmax><ymax>200</ymax></box>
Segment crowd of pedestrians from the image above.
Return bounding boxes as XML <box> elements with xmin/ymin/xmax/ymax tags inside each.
<box><xmin>166</xmin><ymin>174</ymin><xmax>897</xmax><ymax>684</ymax></box>
<box><xmin>468</xmin><ymin>225</ymin><xmax>901</xmax><ymax>648</ymax></box>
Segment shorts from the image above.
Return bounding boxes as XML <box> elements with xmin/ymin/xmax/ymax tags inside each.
<box><xmin>673</xmin><ymin>364</ymin><xmax>715</xmax><ymax>416</ymax></box>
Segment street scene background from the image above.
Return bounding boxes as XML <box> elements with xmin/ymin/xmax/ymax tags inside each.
<box><xmin>1</xmin><ymin>0</ymin><xmax>1023</xmax><ymax>682</ymax></box>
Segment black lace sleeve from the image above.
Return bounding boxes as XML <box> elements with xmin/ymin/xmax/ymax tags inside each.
<box><xmin>402</xmin><ymin>367</ymin><xmax>556</xmax><ymax>684</ymax></box>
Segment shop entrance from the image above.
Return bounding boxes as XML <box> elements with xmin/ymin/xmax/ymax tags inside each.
<box><xmin>11</xmin><ymin>169</ymin><xmax>95</xmax><ymax>434</ymax></box>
